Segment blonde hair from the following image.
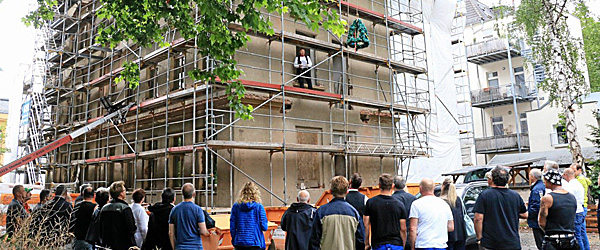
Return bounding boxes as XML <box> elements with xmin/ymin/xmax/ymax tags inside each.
<box><xmin>237</xmin><ymin>182</ymin><xmax>262</xmax><ymax>204</ymax></box>
<box><xmin>440</xmin><ymin>178</ymin><xmax>457</xmax><ymax>208</ymax></box>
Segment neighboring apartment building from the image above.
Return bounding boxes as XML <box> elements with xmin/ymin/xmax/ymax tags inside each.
<box><xmin>465</xmin><ymin>0</ymin><xmax>593</xmax><ymax>165</ymax></box>
<box><xmin>0</xmin><ymin>99</ymin><xmax>8</xmax><ymax>164</ymax></box>
<box><xmin>17</xmin><ymin>0</ymin><xmax>431</xmax><ymax>206</ymax></box>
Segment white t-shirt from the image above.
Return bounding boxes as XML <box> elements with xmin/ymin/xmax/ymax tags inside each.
<box><xmin>564</xmin><ymin>179</ymin><xmax>585</xmax><ymax>213</ymax></box>
<box><xmin>409</xmin><ymin>195</ymin><xmax>454</xmax><ymax>249</ymax></box>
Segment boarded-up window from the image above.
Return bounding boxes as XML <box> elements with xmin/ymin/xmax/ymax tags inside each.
<box><xmin>296</xmin><ymin>127</ymin><xmax>322</xmax><ymax>188</ymax></box>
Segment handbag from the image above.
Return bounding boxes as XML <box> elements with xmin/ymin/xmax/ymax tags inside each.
<box><xmin>461</xmin><ymin>199</ymin><xmax>476</xmax><ymax>237</ymax></box>
<box><xmin>203</xmin><ymin>209</ymin><xmax>216</xmax><ymax>229</ymax></box>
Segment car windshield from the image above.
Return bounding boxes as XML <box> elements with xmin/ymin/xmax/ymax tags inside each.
<box><xmin>464</xmin><ymin>169</ymin><xmax>488</xmax><ymax>182</ymax></box>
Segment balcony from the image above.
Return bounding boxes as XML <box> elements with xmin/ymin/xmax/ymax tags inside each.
<box><xmin>466</xmin><ymin>38</ymin><xmax>520</xmax><ymax>65</ymax></box>
<box><xmin>475</xmin><ymin>133</ymin><xmax>530</xmax><ymax>154</ymax></box>
<box><xmin>471</xmin><ymin>84</ymin><xmax>536</xmax><ymax>108</ymax></box>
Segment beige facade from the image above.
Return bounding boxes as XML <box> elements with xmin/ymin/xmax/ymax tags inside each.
<box><xmin>19</xmin><ymin>0</ymin><xmax>430</xmax><ymax>206</ymax></box>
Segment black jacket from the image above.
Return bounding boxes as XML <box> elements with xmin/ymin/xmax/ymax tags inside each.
<box><xmin>142</xmin><ymin>202</ymin><xmax>174</xmax><ymax>250</ymax></box>
<box><xmin>44</xmin><ymin>196</ymin><xmax>73</xmax><ymax>241</ymax></box>
<box><xmin>281</xmin><ymin>202</ymin><xmax>317</xmax><ymax>250</ymax></box>
<box><xmin>71</xmin><ymin>200</ymin><xmax>96</xmax><ymax>240</ymax></box>
<box><xmin>99</xmin><ymin>198</ymin><xmax>137</xmax><ymax>250</ymax></box>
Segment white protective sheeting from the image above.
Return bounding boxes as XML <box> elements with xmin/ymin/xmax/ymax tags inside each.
<box><xmin>401</xmin><ymin>0</ymin><xmax>463</xmax><ymax>182</ymax></box>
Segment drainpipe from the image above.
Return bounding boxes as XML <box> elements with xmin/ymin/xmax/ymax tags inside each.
<box><xmin>506</xmin><ymin>35</ymin><xmax>522</xmax><ymax>153</ymax></box>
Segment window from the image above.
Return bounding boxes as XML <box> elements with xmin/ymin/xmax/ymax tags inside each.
<box><xmin>554</xmin><ymin>125</ymin><xmax>567</xmax><ymax>145</ymax></box>
<box><xmin>487</xmin><ymin>71</ymin><xmax>499</xmax><ymax>88</ymax></box>
<box><xmin>172</xmin><ymin>53</ymin><xmax>185</xmax><ymax>91</ymax></box>
<box><xmin>492</xmin><ymin>116</ymin><xmax>504</xmax><ymax>136</ymax></box>
<box><xmin>147</xmin><ymin>66</ymin><xmax>158</xmax><ymax>99</ymax></box>
<box><xmin>463</xmin><ymin>185</ymin><xmax>489</xmax><ymax>218</ymax></box>
<box><xmin>514</xmin><ymin>67</ymin><xmax>525</xmax><ymax>85</ymax></box>
<box><xmin>520</xmin><ymin>113</ymin><xmax>528</xmax><ymax>134</ymax></box>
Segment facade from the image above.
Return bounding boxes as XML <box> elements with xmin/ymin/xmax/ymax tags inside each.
<box><xmin>464</xmin><ymin>0</ymin><xmax>591</xmax><ymax>165</ymax></box>
<box><xmin>17</xmin><ymin>0</ymin><xmax>431</xmax><ymax>206</ymax></box>
<box><xmin>0</xmin><ymin>99</ymin><xmax>8</xmax><ymax>164</ymax></box>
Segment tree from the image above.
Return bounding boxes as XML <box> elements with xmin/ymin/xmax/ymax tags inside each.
<box><xmin>576</xmin><ymin>4</ymin><xmax>600</xmax><ymax>92</ymax></box>
<box><xmin>513</xmin><ymin>0</ymin><xmax>588</xmax><ymax>168</ymax></box>
<box><xmin>23</xmin><ymin>0</ymin><xmax>346</xmax><ymax>120</ymax></box>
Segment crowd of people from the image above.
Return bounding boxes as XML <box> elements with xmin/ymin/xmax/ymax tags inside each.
<box><xmin>3</xmin><ymin>160</ymin><xmax>597</xmax><ymax>250</ymax></box>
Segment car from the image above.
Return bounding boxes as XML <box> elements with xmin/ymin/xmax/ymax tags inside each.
<box><xmin>456</xmin><ymin>180</ymin><xmax>489</xmax><ymax>246</ymax></box>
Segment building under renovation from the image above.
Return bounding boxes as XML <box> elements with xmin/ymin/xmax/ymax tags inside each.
<box><xmin>17</xmin><ymin>0</ymin><xmax>431</xmax><ymax>207</ymax></box>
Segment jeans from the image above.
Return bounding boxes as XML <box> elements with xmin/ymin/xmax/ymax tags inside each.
<box><xmin>73</xmin><ymin>240</ymin><xmax>92</xmax><ymax>250</ymax></box>
<box><xmin>574</xmin><ymin>211</ymin><xmax>590</xmax><ymax>250</ymax></box>
<box><xmin>372</xmin><ymin>244</ymin><xmax>404</xmax><ymax>250</ymax></box>
<box><xmin>542</xmin><ymin>236</ymin><xmax>579</xmax><ymax>250</ymax></box>
<box><xmin>447</xmin><ymin>240</ymin><xmax>466</xmax><ymax>250</ymax></box>
<box><xmin>533</xmin><ymin>227</ymin><xmax>545</xmax><ymax>250</ymax></box>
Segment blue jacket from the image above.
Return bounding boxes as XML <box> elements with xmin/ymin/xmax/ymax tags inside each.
<box><xmin>309</xmin><ymin>197</ymin><xmax>365</xmax><ymax>250</ymax></box>
<box><xmin>230</xmin><ymin>202</ymin><xmax>268</xmax><ymax>249</ymax></box>
<box><xmin>527</xmin><ymin>179</ymin><xmax>545</xmax><ymax>228</ymax></box>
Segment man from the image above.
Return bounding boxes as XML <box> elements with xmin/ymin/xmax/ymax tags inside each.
<box><xmin>572</xmin><ymin>164</ymin><xmax>592</xmax><ymax>229</ymax></box>
<box><xmin>474</xmin><ymin>166</ymin><xmax>527</xmax><ymax>250</ymax></box>
<box><xmin>34</xmin><ymin>189</ymin><xmax>51</xmax><ymax>211</ymax></box>
<box><xmin>527</xmin><ymin>169</ymin><xmax>545</xmax><ymax>250</ymax></box>
<box><xmin>131</xmin><ymin>188</ymin><xmax>149</xmax><ymax>248</ymax></box>
<box><xmin>100</xmin><ymin>181</ymin><xmax>137</xmax><ymax>250</ymax></box>
<box><xmin>6</xmin><ymin>185</ymin><xmax>28</xmax><ymax>238</ymax></box>
<box><xmin>563</xmin><ymin>168</ymin><xmax>589</xmax><ymax>250</ymax></box>
<box><xmin>392</xmin><ymin>175</ymin><xmax>416</xmax><ymax>250</ymax></box>
<box><xmin>169</xmin><ymin>183</ymin><xmax>209</xmax><ymax>250</ymax></box>
<box><xmin>86</xmin><ymin>187</ymin><xmax>110</xmax><ymax>248</ymax></box>
<box><xmin>281</xmin><ymin>190</ymin><xmax>317</xmax><ymax>250</ymax></box>
<box><xmin>293</xmin><ymin>48</ymin><xmax>313</xmax><ymax>89</ymax></box>
<box><xmin>408</xmin><ymin>178</ymin><xmax>453</xmax><ymax>250</ymax></box>
<box><xmin>72</xmin><ymin>186</ymin><xmax>96</xmax><ymax>250</ymax></box>
<box><xmin>364</xmin><ymin>174</ymin><xmax>407</xmax><ymax>250</ymax></box>
<box><xmin>75</xmin><ymin>184</ymin><xmax>92</xmax><ymax>204</ymax></box>
<box><xmin>144</xmin><ymin>188</ymin><xmax>176</xmax><ymax>250</ymax></box>
<box><xmin>346</xmin><ymin>173</ymin><xmax>367</xmax><ymax>250</ymax></box>
<box><xmin>309</xmin><ymin>176</ymin><xmax>365</xmax><ymax>250</ymax></box>
<box><xmin>44</xmin><ymin>184</ymin><xmax>74</xmax><ymax>245</ymax></box>
<box><xmin>539</xmin><ymin>169</ymin><xmax>578</xmax><ymax>249</ymax></box>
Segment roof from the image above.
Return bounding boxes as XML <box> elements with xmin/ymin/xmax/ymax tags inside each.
<box><xmin>0</xmin><ymin>99</ymin><xmax>8</xmax><ymax>114</ymax></box>
<box><xmin>442</xmin><ymin>166</ymin><xmax>491</xmax><ymax>176</ymax></box>
<box><xmin>487</xmin><ymin>147</ymin><xmax>599</xmax><ymax>167</ymax></box>
<box><xmin>465</xmin><ymin>0</ymin><xmax>495</xmax><ymax>25</ymax></box>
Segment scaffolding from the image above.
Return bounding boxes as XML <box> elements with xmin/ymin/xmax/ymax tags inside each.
<box><xmin>452</xmin><ymin>0</ymin><xmax>475</xmax><ymax>166</ymax></box>
<box><xmin>19</xmin><ymin>0</ymin><xmax>431</xmax><ymax>207</ymax></box>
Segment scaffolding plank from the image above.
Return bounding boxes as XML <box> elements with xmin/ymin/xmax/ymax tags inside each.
<box><xmin>346</xmin><ymin>96</ymin><xmax>428</xmax><ymax>115</ymax></box>
<box><xmin>335</xmin><ymin>1</ymin><xmax>423</xmax><ymax>36</ymax></box>
<box><xmin>207</xmin><ymin>140</ymin><xmax>344</xmax><ymax>153</ymax></box>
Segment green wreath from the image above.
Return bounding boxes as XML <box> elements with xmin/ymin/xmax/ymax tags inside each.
<box><xmin>346</xmin><ymin>19</ymin><xmax>370</xmax><ymax>50</ymax></box>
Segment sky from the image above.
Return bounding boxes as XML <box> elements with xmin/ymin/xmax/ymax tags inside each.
<box><xmin>0</xmin><ymin>0</ymin><xmax>599</xmax><ymax>165</ymax></box>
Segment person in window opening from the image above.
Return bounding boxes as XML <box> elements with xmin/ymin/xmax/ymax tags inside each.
<box><xmin>294</xmin><ymin>49</ymin><xmax>313</xmax><ymax>89</ymax></box>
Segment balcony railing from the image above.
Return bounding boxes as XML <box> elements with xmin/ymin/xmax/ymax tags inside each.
<box><xmin>471</xmin><ymin>84</ymin><xmax>535</xmax><ymax>108</ymax></box>
<box><xmin>550</xmin><ymin>132</ymin><xmax>568</xmax><ymax>146</ymax></box>
<box><xmin>475</xmin><ymin>133</ymin><xmax>530</xmax><ymax>154</ymax></box>
<box><xmin>466</xmin><ymin>38</ymin><xmax>520</xmax><ymax>64</ymax></box>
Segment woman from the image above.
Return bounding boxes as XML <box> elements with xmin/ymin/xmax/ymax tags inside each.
<box><xmin>230</xmin><ymin>182</ymin><xmax>269</xmax><ymax>250</ymax></box>
<box><xmin>440</xmin><ymin>178</ymin><xmax>467</xmax><ymax>250</ymax></box>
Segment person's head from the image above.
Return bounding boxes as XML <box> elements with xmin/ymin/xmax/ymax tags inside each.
<box><xmin>378</xmin><ymin>174</ymin><xmax>394</xmax><ymax>191</ymax></box>
<box><xmin>543</xmin><ymin>160</ymin><xmax>559</xmax><ymax>172</ymax></box>
<box><xmin>297</xmin><ymin>190</ymin><xmax>310</xmax><ymax>204</ymax></box>
<box><xmin>330</xmin><ymin>176</ymin><xmax>349</xmax><ymax>198</ymax></box>
<box><xmin>80</xmin><ymin>184</ymin><xmax>91</xmax><ymax>194</ymax></box>
<box><xmin>570</xmin><ymin>163</ymin><xmax>583</xmax><ymax>176</ymax></box>
<box><xmin>543</xmin><ymin>169</ymin><xmax>563</xmax><ymax>190</ymax></box>
<box><xmin>132</xmin><ymin>188</ymin><xmax>146</xmax><ymax>203</ymax></box>
<box><xmin>419</xmin><ymin>178</ymin><xmax>434</xmax><ymax>196</ymax></box>
<box><xmin>12</xmin><ymin>185</ymin><xmax>25</xmax><ymax>201</ymax></box>
<box><xmin>95</xmin><ymin>188</ymin><xmax>110</xmax><ymax>207</ymax></box>
<box><xmin>350</xmin><ymin>173</ymin><xmax>363</xmax><ymax>189</ymax></box>
<box><xmin>299</xmin><ymin>49</ymin><xmax>305</xmax><ymax>56</ymax></box>
<box><xmin>491</xmin><ymin>166</ymin><xmax>509</xmax><ymax>187</ymax></box>
<box><xmin>182</xmin><ymin>183</ymin><xmax>195</xmax><ymax>200</ymax></box>
<box><xmin>529</xmin><ymin>169</ymin><xmax>543</xmax><ymax>183</ymax></box>
<box><xmin>562</xmin><ymin>168</ymin><xmax>575</xmax><ymax>181</ymax></box>
<box><xmin>161</xmin><ymin>187</ymin><xmax>175</xmax><ymax>204</ymax></box>
<box><xmin>440</xmin><ymin>178</ymin><xmax>457</xmax><ymax>208</ymax></box>
<box><xmin>39</xmin><ymin>189</ymin><xmax>51</xmax><ymax>204</ymax></box>
<box><xmin>109</xmin><ymin>181</ymin><xmax>126</xmax><ymax>200</ymax></box>
<box><xmin>82</xmin><ymin>186</ymin><xmax>95</xmax><ymax>200</ymax></box>
<box><xmin>237</xmin><ymin>182</ymin><xmax>262</xmax><ymax>203</ymax></box>
<box><xmin>55</xmin><ymin>184</ymin><xmax>69</xmax><ymax>198</ymax></box>
<box><xmin>393</xmin><ymin>176</ymin><xmax>406</xmax><ymax>191</ymax></box>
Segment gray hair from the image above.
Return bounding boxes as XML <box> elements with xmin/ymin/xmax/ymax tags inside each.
<box><xmin>530</xmin><ymin>169</ymin><xmax>543</xmax><ymax>181</ymax></box>
<box><xmin>544</xmin><ymin>160</ymin><xmax>559</xmax><ymax>171</ymax></box>
<box><xmin>297</xmin><ymin>190</ymin><xmax>310</xmax><ymax>203</ymax></box>
<box><xmin>393</xmin><ymin>176</ymin><xmax>406</xmax><ymax>190</ymax></box>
